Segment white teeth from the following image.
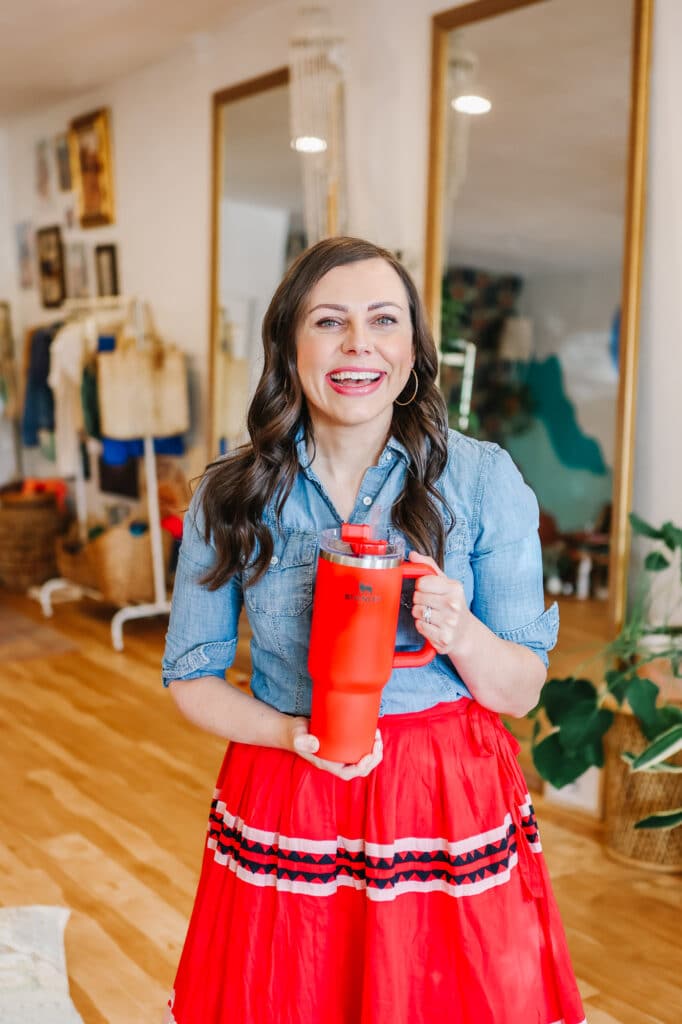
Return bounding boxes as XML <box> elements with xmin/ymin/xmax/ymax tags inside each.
<box><xmin>330</xmin><ymin>371</ymin><xmax>381</xmax><ymax>383</ymax></box>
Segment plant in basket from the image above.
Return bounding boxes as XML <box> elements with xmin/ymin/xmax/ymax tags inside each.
<box><xmin>530</xmin><ymin>513</ymin><xmax>682</xmax><ymax>855</ymax></box>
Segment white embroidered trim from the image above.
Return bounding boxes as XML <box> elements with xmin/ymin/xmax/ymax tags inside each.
<box><xmin>211</xmin><ymin>795</ymin><xmax>521</xmax><ymax>858</ymax></box>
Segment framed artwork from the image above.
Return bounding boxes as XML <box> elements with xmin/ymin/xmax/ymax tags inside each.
<box><xmin>0</xmin><ymin>302</ymin><xmax>12</xmax><ymax>359</ymax></box>
<box><xmin>65</xmin><ymin>243</ymin><xmax>89</xmax><ymax>299</ymax></box>
<box><xmin>15</xmin><ymin>222</ymin><xmax>35</xmax><ymax>289</ymax></box>
<box><xmin>35</xmin><ymin>139</ymin><xmax>50</xmax><ymax>199</ymax></box>
<box><xmin>36</xmin><ymin>226</ymin><xmax>66</xmax><ymax>308</ymax></box>
<box><xmin>0</xmin><ymin>302</ymin><xmax>19</xmax><ymax>423</ymax></box>
<box><xmin>95</xmin><ymin>243</ymin><xmax>119</xmax><ymax>297</ymax></box>
<box><xmin>68</xmin><ymin>108</ymin><xmax>116</xmax><ymax>227</ymax></box>
<box><xmin>54</xmin><ymin>133</ymin><xmax>72</xmax><ymax>191</ymax></box>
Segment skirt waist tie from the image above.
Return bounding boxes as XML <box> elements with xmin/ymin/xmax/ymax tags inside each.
<box><xmin>466</xmin><ymin>701</ymin><xmax>584</xmax><ymax>1023</ymax></box>
<box><xmin>466</xmin><ymin>700</ymin><xmax>544</xmax><ymax>901</ymax></box>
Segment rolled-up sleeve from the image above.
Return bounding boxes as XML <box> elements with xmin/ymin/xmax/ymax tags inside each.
<box><xmin>471</xmin><ymin>446</ymin><xmax>558</xmax><ymax>667</ymax></box>
<box><xmin>161</xmin><ymin>487</ymin><xmax>243</xmax><ymax>686</ymax></box>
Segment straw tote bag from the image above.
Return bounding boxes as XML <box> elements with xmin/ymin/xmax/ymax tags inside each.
<box><xmin>98</xmin><ymin>335</ymin><xmax>189</xmax><ymax>439</ymax></box>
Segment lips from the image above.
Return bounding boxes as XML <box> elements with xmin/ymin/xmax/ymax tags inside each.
<box><xmin>326</xmin><ymin>368</ymin><xmax>386</xmax><ymax>396</ymax></box>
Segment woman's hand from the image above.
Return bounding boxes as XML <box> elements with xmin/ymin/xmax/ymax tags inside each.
<box><xmin>289</xmin><ymin>718</ymin><xmax>384</xmax><ymax>780</ymax></box>
<box><xmin>407</xmin><ymin>551</ymin><xmax>546</xmax><ymax>718</ymax></box>
<box><xmin>409</xmin><ymin>550</ymin><xmax>474</xmax><ymax>657</ymax></box>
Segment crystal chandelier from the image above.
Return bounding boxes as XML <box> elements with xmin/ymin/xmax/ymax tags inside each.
<box><xmin>445</xmin><ymin>32</ymin><xmax>491</xmax><ymax>230</ymax></box>
<box><xmin>289</xmin><ymin>5</ymin><xmax>346</xmax><ymax>244</ymax></box>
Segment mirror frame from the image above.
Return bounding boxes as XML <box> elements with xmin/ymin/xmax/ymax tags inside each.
<box><xmin>424</xmin><ymin>0</ymin><xmax>654</xmax><ymax>633</ymax></box>
<box><xmin>207</xmin><ymin>66</ymin><xmax>290</xmax><ymax>461</ymax></box>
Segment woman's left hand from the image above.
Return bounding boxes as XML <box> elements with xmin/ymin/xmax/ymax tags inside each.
<box><xmin>409</xmin><ymin>550</ymin><xmax>474</xmax><ymax>657</ymax></box>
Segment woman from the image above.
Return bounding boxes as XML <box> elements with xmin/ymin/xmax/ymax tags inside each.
<box><xmin>162</xmin><ymin>237</ymin><xmax>585</xmax><ymax>1024</ymax></box>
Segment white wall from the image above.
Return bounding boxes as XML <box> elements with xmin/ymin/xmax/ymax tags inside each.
<box><xmin>0</xmin><ymin>0</ymin><xmax>443</xmax><ymax>480</ymax></box>
<box><xmin>633</xmin><ymin>0</ymin><xmax>682</xmax><ymax>527</ymax></box>
<box><xmin>0</xmin><ymin>0</ymin><xmax>680</xmax><ymax>533</ymax></box>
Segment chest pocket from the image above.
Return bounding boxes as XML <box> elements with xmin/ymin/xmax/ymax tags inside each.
<box><xmin>443</xmin><ymin>516</ymin><xmax>470</xmax><ymax>581</ymax></box>
<box><xmin>244</xmin><ymin>532</ymin><xmax>317</xmax><ymax>617</ymax></box>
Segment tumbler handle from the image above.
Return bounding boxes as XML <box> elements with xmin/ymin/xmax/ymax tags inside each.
<box><xmin>392</xmin><ymin>562</ymin><xmax>438</xmax><ymax>668</ymax></box>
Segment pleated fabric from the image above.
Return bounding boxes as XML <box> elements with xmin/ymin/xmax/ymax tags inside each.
<box><xmin>165</xmin><ymin>699</ymin><xmax>586</xmax><ymax>1024</ymax></box>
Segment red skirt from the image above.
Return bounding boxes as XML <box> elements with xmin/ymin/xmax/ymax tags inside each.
<box><xmin>164</xmin><ymin>700</ymin><xmax>586</xmax><ymax>1024</ymax></box>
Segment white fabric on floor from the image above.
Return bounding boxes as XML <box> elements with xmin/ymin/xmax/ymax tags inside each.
<box><xmin>0</xmin><ymin>906</ymin><xmax>83</xmax><ymax>1023</ymax></box>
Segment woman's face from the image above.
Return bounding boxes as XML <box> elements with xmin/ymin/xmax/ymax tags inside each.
<box><xmin>295</xmin><ymin>258</ymin><xmax>414</xmax><ymax>434</ymax></box>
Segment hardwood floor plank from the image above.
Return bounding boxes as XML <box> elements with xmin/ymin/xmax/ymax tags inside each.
<box><xmin>28</xmin><ymin>770</ymin><xmax>201</xmax><ymax>899</ymax></box>
<box><xmin>66</xmin><ymin>911</ymin><xmax>169</xmax><ymax>1024</ymax></box>
<box><xmin>0</xmin><ymin>590</ymin><xmax>679</xmax><ymax>1024</ymax></box>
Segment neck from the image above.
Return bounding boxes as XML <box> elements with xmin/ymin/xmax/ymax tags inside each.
<box><xmin>307</xmin><ymin>417</ymin><xmax>391</xmax><ymax>484</ymax></box>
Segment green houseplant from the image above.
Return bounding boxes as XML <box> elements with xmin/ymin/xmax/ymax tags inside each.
<box><xmin>531</xmin><ymin>514</ymin><xmax>682</xmax><ymax>856</ymax></box>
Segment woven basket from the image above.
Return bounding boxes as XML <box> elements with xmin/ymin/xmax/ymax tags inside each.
<box><xmin>0</xmin><ymin>491</ymin><xmax>63</xmax><ymax>590</ymax></box>
<box><xmin>55</xmin><ymin>533</ymin><xmax>100</xmax><ymax>591</ymax></box>
<box><xmin>86</xmin><ymin>521</ymin><xmax>172</xmax><ymax>606</ymax></box>
<box><xmin>604</xmin><ymin>710</ymin><xmax>682</xmax><ymax>872</ymax></box>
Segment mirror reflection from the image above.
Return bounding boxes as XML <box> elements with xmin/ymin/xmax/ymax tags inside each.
<box><xmin>210</xmin><ymin>73</ymin><xmax>306</xmax><ymax>458</ymax></box>
<box><xmin>437</xmin><ymin>0</ymin><xmax>634</xmax><ymax>616</ymax></box>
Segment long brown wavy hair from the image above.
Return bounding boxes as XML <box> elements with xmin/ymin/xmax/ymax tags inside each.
<box><xmin>200</xmin><ymin>236</ymin><xmax>452</xmax><ymax>588</ymax></box>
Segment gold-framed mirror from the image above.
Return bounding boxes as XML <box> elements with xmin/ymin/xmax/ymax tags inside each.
<box><xmin>424</xmin><ymin>0</ymin><xmax>653</xmax><ymax>689</ymax></box>
<box><xmin>208</xmin><ymin>68</ymin><xmax>307</xmax><ymax>461</ymax></box>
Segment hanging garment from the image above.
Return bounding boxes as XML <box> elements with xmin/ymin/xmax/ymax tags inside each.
<box><xmin>48</xmin><ymin>322</ymin><xmax>92</xmax><ymax>476</ymax></box>
<box><xmin>21</xmin><ymin>324</ymin><xmax>60</xmax><ymax>447</ymax></box>
<box><xmin>100</xmin><ymin>435</ymin><xmax>184</xmax><ymax>467</ymax></box>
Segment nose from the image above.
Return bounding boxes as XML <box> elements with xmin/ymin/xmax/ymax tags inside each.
<box><xmin>340</xmin><ymin>320</ymin><xmax>373</xmax><ymax>355</ymax></box>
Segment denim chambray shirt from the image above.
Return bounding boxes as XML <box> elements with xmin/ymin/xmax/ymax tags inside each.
<box><xmin>162</xmin><ymin>429</ymin><xmax>558</xmax><ymax>716</ymax></box>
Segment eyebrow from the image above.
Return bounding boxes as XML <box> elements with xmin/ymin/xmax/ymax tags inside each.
<box><xmin>308</xmin><ymin>301</ymin><xmax>404</xmax><ymax>314</ymax></box>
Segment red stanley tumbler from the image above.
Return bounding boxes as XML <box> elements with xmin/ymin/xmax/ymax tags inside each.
<box><xmin>308</xmin><ymin>524</ymin><xmax>438</xmax><ymax>763</ymax></box>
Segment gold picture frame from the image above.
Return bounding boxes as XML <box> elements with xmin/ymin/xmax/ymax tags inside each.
<box><xmin>68</xmin><ymin>108</ymin><xmax>116</xmax><ymax>228</ymax></box>
<box><xmin>36</xmin><ymin>225</ymin><xmax>66</xmax><ymax>308</ymax></box>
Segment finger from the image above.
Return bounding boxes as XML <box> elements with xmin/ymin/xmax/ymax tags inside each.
<box><xmin>292</xmin><ymin>730</ymin><xmax>320</xmax><ymax>755</ymax></box>
<box><xmin>408</xmin><ymin>550</ymin><xmax>445</xmax><ymax>575</ymax></box>
<box><xmin>347</xmin><ymin>748</ymin><xmax>383</xmax><ymax>779</ymax></box>
<box><xmin>413</xmin><ymin>617</ymin><xmax>453</xmax><ymax>654</ymax></box>
<box><xmin>409</xmin><ymin>598</ymin><xmax>436</xmax><ymax>622</ymax></box>
<box><xmin>414</xmin><ymin>575</ymin><xmax>463</xmax><ymax>598</ymax></box>
<box><xmin>414</xmin><ymin>579</ymin><xmax>453</xmax><ymax>601</ymax></box>
<box><xmin>306</xmin><ymin>753</ymin><xmax>351</xmax><ymax>777</ymax></box>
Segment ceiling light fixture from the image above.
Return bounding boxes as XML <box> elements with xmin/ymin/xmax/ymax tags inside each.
<box><xmin>452</xmin><ymin>94</ymin><xmax>492</xmax><ymax>116</ymax></box>
<box><xmin>291</xmin><ymin>135</ymin><xmax>328</xmax><ymax>154</ymax></box>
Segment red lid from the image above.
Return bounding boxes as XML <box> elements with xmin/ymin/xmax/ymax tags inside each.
<box><xmin>340</xmin><ymin>523</ymin><xmax>388</xmax><ymax>556</ymax></box>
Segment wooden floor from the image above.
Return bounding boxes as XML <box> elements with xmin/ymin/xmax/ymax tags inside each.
<box><xmin>0</xmin><ymin>590</ymin><xmax>679</xmax><ymax>1024</ymax></box>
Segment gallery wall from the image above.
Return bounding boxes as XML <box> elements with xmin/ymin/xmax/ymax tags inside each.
<box><xmin>0</xmin><ymin>0</ymin><xmax>680</xmax><ymax>539</ymax></box>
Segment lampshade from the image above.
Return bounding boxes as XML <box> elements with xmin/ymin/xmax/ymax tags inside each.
<box><xmin>498</xmin><ymin>316</ymin><xmax>534</xmax><ymax>362</ymax></box>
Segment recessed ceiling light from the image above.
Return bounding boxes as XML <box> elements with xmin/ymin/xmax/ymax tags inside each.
<box><xmin>452</xmin><ymin>95</ymin><xmax>492</xmax><ymax>115</ymax></box>
<box><xmin>291</xmin><ymin>136</ymin><xmax>328</xmax><ymax>153</ymax></box>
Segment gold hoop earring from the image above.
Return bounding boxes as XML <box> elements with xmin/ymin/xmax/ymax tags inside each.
<box><xmin>395</xmin><ymin>368</ymin><xmax>418</xmax><ymax>407</ymax></box>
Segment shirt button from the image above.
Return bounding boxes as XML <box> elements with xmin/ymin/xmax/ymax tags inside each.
<box><xmin>270</xmin><ymin>555</ymin><xmax>279</xmax><ymax>566</ymax></box>
<box><xmin>362</xmin><ymin>496</ymin><xmax>372</xmax><ymax>506</ymax></box>
<box><xmin>385</xmin><ymin>452</ymin><xmax>393</xmax><ymax>461</ymax></box>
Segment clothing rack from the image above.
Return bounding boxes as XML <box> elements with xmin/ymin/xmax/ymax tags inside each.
<box><xmin>30</xmin><ymin>296</ymin><xmax>172</xmax><ymax>650</ymax></box>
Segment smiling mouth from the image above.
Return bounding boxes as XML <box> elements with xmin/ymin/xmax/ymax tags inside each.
<box><xmin>328</xmin><ymin>370</ymin><xmax>383</xmax><ymax>384</ymax></box>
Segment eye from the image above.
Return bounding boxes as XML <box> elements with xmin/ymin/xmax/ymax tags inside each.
<box><xmin>316</xmin><ymin>316</ymin><xmax>343</xmax><ymax>328</ymax></box>
<box><xmin>374</xmin><ymin>314</ymin><xmax>398</xmax><ymax>326</ymax></box>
